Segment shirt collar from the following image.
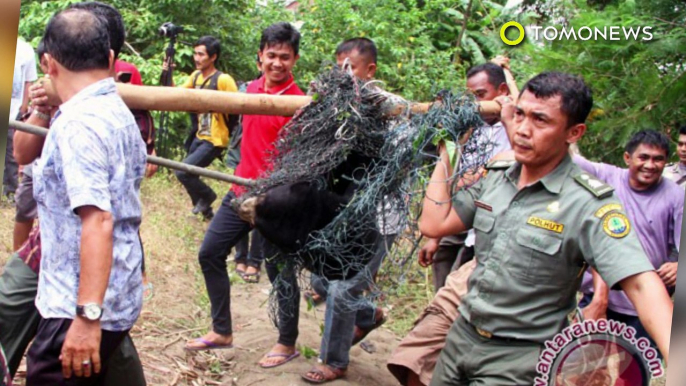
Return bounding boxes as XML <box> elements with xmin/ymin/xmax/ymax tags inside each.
<box><xmin>505</xmin><ymin>154</ymin><xmax>574</xmax><ymax>194</ymax></box>
<box><xmin>57</xmin><ymin>77</ymin><xmax>117</xmax><ymax>116</ymax></box>
<box><xmin>256</xmin><ymin>74</ymin><xmax>296</xmax><ymax>95</ymax></box>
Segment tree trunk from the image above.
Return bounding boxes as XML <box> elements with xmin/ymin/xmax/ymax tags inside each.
<box><xmin>454</xmin><ymin>0</ymin><xmax>474</xmax><ymax>65</ymax></box>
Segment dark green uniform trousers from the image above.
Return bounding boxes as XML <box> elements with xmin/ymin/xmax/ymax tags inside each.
<box><xmin>431</xmin><ymin>317</ymin><xmax>543</xmax><ymax>385</ymax></box>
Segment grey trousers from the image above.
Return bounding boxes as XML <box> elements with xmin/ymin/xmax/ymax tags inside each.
<box><xmin>0</xmin><ymin>254</ymin><xmax>146</xmax><ymax>385</ymax></box>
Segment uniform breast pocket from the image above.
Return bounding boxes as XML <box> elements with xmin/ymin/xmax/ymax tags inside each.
<box><xmin>514</xmin><ymin>229</ymin><xmax>563</xmax><ymax>284</ymax></box>
<box><xmin>472</xmin><ymin>211</ymin><xmax>495</xmax><ymax>262</ymax></box>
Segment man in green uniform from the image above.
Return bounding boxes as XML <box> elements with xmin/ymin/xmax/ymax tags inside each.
<box><xmin>420</xmin><ymin>71</ymin><xmax>673</xmax><ymax>385</ymax></box>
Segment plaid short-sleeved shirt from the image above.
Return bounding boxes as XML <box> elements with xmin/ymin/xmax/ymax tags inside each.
<box><xmin>17</xmin><ymin>224</ymin><xmax>41</xmax><ymax>274</ymax></box>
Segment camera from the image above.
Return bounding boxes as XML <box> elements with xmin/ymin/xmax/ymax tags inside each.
<box><xmin>158</xmin><ymin>22</ymin><xmax>184</xmax><ymax>38</ymax></box>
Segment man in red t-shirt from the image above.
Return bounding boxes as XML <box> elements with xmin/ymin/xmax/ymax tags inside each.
<box><xmin>186</xmin><ymin>23</ymin><xmax>304</xmax><ymax>367</ymax></box>
<box><xmin>114</xmin><ymin>59</ymin><xmax>143</xmax><ymax>85</ymax></box>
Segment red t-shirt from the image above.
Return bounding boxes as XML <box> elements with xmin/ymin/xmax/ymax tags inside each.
<box><xmin>114</xmin><ymin>60</ymin><xmax>143</xmax><ymax>85</ymax></box>
<box><xmin>232</xmin><ymin>75</ymin><xmax>304</xmax><ymax>196</ymax></box>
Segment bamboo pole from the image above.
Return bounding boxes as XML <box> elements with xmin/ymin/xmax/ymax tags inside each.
<box><xmin>8</xmin><ymin>120</ymin><xmax>257</xmax><ymax>187</ymax></box>
<box><xmin>41</xmin><ymin>79</ymin><xmax>501</xmax><ymax>117</ymax></box>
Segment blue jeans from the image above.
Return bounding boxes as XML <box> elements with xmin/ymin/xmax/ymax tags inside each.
<box><xmin>311</xmin><ymin>233</ymin><xmax>395</xmax><ymax>369</ymax></box>
<box><xmin>175</xmin><ymin>138</ymin><xmax>223</xmax><ymax>206</ymax></box>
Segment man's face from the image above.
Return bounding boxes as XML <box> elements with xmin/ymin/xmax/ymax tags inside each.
<box><xmin>194</xmin><ymin>45</ymin><xmax>215</xmax><ymax>72</ymax></box>
<box><xmin>466</xmin><ymin>71</ymin><xmax>500</xmax><ymax>102</ymax></box>
<box><xmin>258</xmin><ymin>43</ymin><xmax>299</xmax><ymax>87</ymax></box>
<box><xmin>336</xmin><ymin>49</ymin><xmax>376</xmax><ymax>81</ymax></box>
<box><xmin>624</xmin><ymin>144</ymin><xmax>667</xmax><ymax>190</ymax></box>
<box><xmin>467</xmin><ymin>71</ymin><xmax>508</xmax><ymax>124</ymax></box>
<box><xmin>511</xmin><ymin>90</ymin><xmax>574</xmax><ymax>168</ymax></box>
<box><xmin>677</xmin><ymin>134</ymin><xmax>686</xmax><ymax>164</ymax></box>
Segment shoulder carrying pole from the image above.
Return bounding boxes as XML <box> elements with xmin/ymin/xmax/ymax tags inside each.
<box><xmin>8</xmin><ymin>120</ymin><xmax>256</xmax><ymax>187</ymax></box>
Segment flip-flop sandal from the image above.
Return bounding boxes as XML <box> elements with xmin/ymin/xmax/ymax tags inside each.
<box><xmin>241</xmin><ymin>271</ymin><xmax>261</xmax><ymax>283</ymax></box>
<box><xmin>259</xmin><ymin>351</ymin><xmax>300</xmax><ymax>368</ymax></box>
<box><xmin>301</xmin><ymin>365</ymin><xmax>347</xmax><ymax>384</ymax></box>
<box><xmin>184</xmin><ymin>337</ymin><xmax>234</xmax><ymax>352</ymax></box>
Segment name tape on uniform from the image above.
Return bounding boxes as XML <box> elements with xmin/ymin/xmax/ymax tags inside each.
<box><xmin>526</xmin><ymin>216</ymin><xmax>564</xmax><ymax>234</ymax></box>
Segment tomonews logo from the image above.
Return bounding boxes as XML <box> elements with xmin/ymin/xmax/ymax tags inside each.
<box><xmin>500</xmin><ymin>21</ymin><xmax>654</xmax><ymax>46</ymax></box>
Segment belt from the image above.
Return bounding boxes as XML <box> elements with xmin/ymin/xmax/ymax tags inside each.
<box><xmin>464</xmin><ymin>319</ymin><xmax>532</xmax><ymax>344</ymax></box>
<box><xmin>475</xmin><ymin>326</ymin><xmax>493</xmax><ymax>339</ymax></box>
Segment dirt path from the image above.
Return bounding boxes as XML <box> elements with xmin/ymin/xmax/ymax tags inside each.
<box><xmin>0</xmin><ymin>174</ymin><xmax>403</xmax><ymax>386</ymax></box>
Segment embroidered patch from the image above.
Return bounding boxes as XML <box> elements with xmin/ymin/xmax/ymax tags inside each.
<box><xmin>594</xmin><ymin>203</ymin><xmax>622</xmax><ymax>218</ymax></box>
<box><xmin>602</xmin><ymin>213</ymin><xmax>631</xmax><ymax>238</ymax></box>
<box><xmin>526</xmin><ymin>216</ymin><xmax>564</xmax><ymax>233</ymax></box>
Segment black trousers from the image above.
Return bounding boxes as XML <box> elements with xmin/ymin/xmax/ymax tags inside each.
<box><xmin>234</xmin><ymin>229</ymin><xmax>266</xmax><ymax>269</ymax></box>
<box><xmin>198</xmin><ymin>192</ymin><xmax>299</xmax><ymax>345</ymax></box>
<box><xmin>26</xmin><ymin>318</ymin><xmax>141</xmax><ymax>386</ymax></box>
<box><xmin>175</xmin><ymin>138</ymin><xmax>223</xmax><ymax>206</ymax></box>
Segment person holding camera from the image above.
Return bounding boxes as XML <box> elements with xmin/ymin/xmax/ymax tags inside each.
<box><xmin>162</xmin><ymin>35</ymin><xmax>238</xmax><ymax>220</ymax></box>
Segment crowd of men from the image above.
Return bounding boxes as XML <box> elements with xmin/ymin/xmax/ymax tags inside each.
<box><xmin>0</xmin><ymin>1</ymin><xmax>682</xmax><ymax>385</ymax></box>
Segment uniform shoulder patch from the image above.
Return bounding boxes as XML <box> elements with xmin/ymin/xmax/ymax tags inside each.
<box><xmin>602</xmin><ymin>212</ymin><xmax>631</xmax><ymax>238</ymax></box>
<box><xmin>574</xmin><ymin>172</ymin><xmax>614</xmax><ymax>199</ymax></box>
<box><xmin>594</xmin><ymin>203</ymin><xmax>622</xmax><ymax>218</ymax></box>
<box><xmin>485</xmin><ymin>160</ymin><xmax>515</xmax><ymax>170</ymax></box>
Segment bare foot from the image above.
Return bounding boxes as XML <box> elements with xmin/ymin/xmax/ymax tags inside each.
<box><xmin>185</xmin><ymin>331</ymin><xmax>233</xmax><ymax>350</ymax></box>
<box><xmin>258</xmin><ymin>343</ymin><xmax>299</xmax><ymax>368</ymax></box>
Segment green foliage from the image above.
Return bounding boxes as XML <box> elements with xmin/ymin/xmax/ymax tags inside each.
<box><xmin>297</xmin><ymin>344</ymin><xmax>319</xmax><ymax>359</ymax></box>
<box><xmin>18</xmin><ymin>0</ymin><xmax>293</xmax><ymax>158</ymax></box>
<box><xmin>511</xmin><ymin>0</ymin><xmax>686</xmax><ymax>164</ymax></box>
<box><xmin>17</xmin><ymin>0</ymin><xmax>685</xmax><ymax>163</ymax></box>
<box><xmin>294</xmin><ymin>0</ymin><xmax>462</xmax><ymax>101</ymax></box>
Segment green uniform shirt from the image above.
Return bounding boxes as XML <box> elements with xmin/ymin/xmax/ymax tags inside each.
<box><xmin>453</xmin><ymin>155</ymin><xmax>654</xmax><ymax>343</ymax></box>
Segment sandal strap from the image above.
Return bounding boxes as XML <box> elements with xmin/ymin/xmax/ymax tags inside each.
<box><xmin>309</xmin><ymin>364</ymin><xmax>346</xmax><ymax>379</ymax></box>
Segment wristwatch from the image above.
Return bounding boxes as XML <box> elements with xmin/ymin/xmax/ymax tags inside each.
<box><xmin>76</xmin><ymin>303</ymin><xmax>103</xmax><ymax>321</ymax></box>
<box><xmin>31</xmin><ymin>109</ymin><xmax>51</xmax><ymax>122</ymax></box>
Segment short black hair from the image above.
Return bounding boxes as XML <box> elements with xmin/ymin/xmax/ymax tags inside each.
<box><xmin>520</xmin><ymin>72</ymin><xmax>593</xmax><ymax>127</ymax></box>
<box><xmin>625</xmin><ymin>129</ymin><xmax>670</xmax><ymax>157</ymax></box>
<box><xmin>195</xmin><ymin>35</ymin><xmax>221</xmax><ymax>62</ymax></box>
<box><xmin>260</xmin><ymin>22</ymin><xmax>300</xmax><ymax>56</ymax></box>
<box><xmin>43</xmin><ymin>8</ymin><xmax>111</xmax><ymax>71</ymax></box>
<box><xmin>679</xmin><ymin>125</ymin><xmax>686</xmax><ymax>136</ymax></box>
<box><xmin>466</xmin><ymin>63</ymin><xmax>506</xmax><ymax>89</ymax></box>
<box><xmin>68</xmin><ymin>1</ymin><xmax>124</xmax><ymax>59</ymax></box>
<box><xmin>36</xmin><ymin>39</ymin><xmax>46</xmax><ymax>59</ymax></box>
<box><xmin>335</xmin><ymin>37</ymin><xmax>377</xmax><ymax>64</ymax></box>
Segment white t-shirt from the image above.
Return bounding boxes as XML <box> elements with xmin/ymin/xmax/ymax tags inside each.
<box><xmin>445</xmin><ymin>120</ymin><xmax>511</xmax><ymax>247</ymax></box>
<box><xmin>10</xmin><ymin>38</ymin><xmax>38</xmax><ymax>120</ymax></box>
